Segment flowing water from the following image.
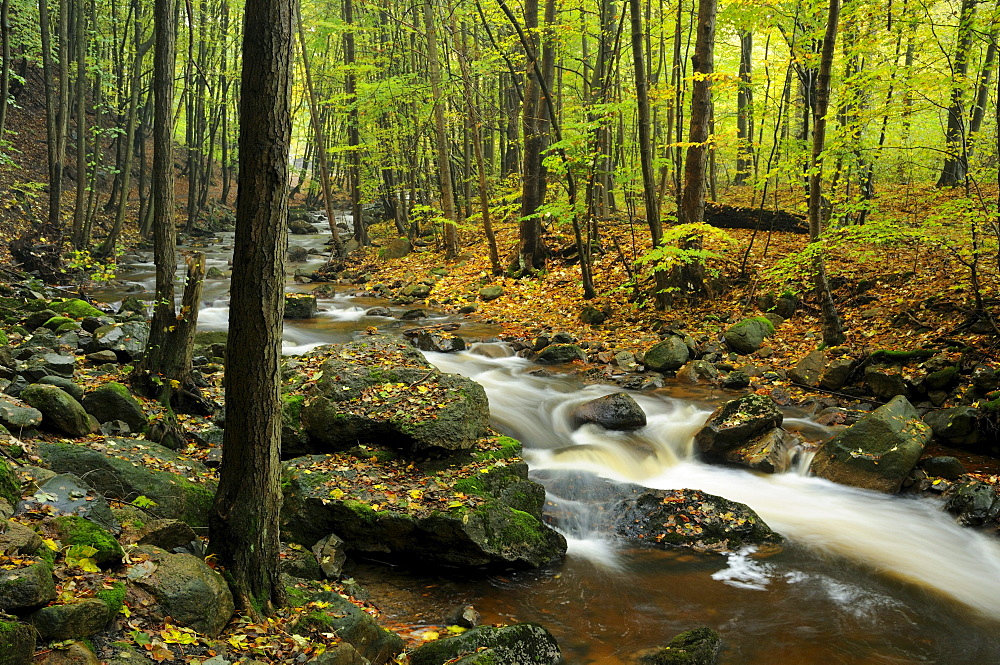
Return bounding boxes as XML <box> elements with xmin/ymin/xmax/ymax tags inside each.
<box><xmin>102</xmin><ymin>232</ymin><xmax>1000</xmax><ymax>664</ymax></box>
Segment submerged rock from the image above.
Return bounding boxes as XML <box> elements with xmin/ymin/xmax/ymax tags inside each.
<box><xmin>634</xmin><ymin>627</ymin><xmax>722</xmax><ymax>665</ymax></box>
<box><xmin>408</xmin><ymin>622</ymin><xmax>561</xmax><ymax>665</ymax></box>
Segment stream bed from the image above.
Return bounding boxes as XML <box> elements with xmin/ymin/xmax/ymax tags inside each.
<box><xmin>100</xmin><ymin>231</ymin><xmax>1000</xmax><ymax>664</ymax></box>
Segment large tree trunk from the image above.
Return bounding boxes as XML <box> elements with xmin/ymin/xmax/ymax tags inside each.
<box><xmin>808</xmin><ymin>0</ymin><xmax>846</xmax><ymax>346</ymax></box>
<box><xmin>210</xmin><ymin>0</ymin><xmax>290</xmax><ymax>618</ymax></box>
<box><xmin>71</xmin><ymin>0</ymin><xmax>87</xmax><ymax>248</ymax></box>
<box><xmin>0</xmin><ymin>0</ymin><xmax>10</xmax><ymax>141</ymax></box>
<box><xmin>344</xmin><ymin>0</ymin><xmax>367</xmax><ymax>246</ymax></box>
<box><xmin>734</xmin><ymin>29</ymin><xmax>754</xmax><ymax>185</ymax></box>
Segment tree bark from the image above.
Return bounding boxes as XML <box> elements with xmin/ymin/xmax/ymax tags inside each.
<box><xmin>210</xmin><ymin>0</ymin><xmax>291</xmax><ymax>618</ymax></box>
<box><xmin>808</xmin><ymin>0</ymin><xmax>846</xmax><ymax>346</ymax></box>
<box><xmin>734</xmin><ymin>29</ymin><xmax>754</xmax><ymax>185</ymax></box>
<box><xmin>71</xmin><ymin>0</ymin><xmax>87</xmax><ymax>248</ymax></box>
<box><xmin>0</xmin><ymin>0</ymin><xmax>10</xmax><ymax>141</ymax></box>
<box><xmin>344</xmin><ymin>0</ymin><xmax>367</xmax><ymax>246</ymax></box>
<box><xmin>937</xmin><ymin>0</ymin><xmax>977</xmax><ymax>187</ymax></box>
<box><xmin>423</xmin><ymin>0</ymin><xmax>458</xmax><ymax>258</ymax></box>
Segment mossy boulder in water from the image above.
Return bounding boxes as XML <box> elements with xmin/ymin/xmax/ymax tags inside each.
<box><xmin>695</xmin><ymin>394</ymin><xmax>783</xmax><ymax>463</ymax></box>
<box><xmin>300</xmin><ymin>338</ymin><xmax>489</xmax><ymax>453</ymax></box>
<box><xmin>811</xmin><ymin>395</ymin><xmax>931</xmax><ymax>493</ymax></box>
<box><xmin>408</xmin><ymin>622</ymin><xmax>561</xmax><ymax>665</ymax></box>
<box><xmin>535</xmin><ymin>343</ymin><xmax>586</xmax><ymax>364</ymax></box>
<box><xmin>635</xmin><ymin>627</ymin><xmax>722</xmax><ymax>665</ymax></box>
<box><xmin>281</xmin><ymin>444</ymin><xmax>566</xmax><ymax>571</ymax></box>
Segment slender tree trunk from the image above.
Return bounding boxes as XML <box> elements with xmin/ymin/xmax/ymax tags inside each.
<box><xmin>968</xmin><ymin>15</ymin><xmax>998</xmax><ymax>153</ymax></box>
<box><xmin>0</xmin><ymin>0</ymin><xmax>10</xmax><ymax>141</ymax></box>
<box><xmin>676</xmin><ymin>0</ymin><xmax>716</xmax><ymax>300</ymax></box>
<box><xmin>629</xmin><ymin>0</ymin><xmax>669</xmax><ymax>308</ymax></box>
<box><xmin>295</xmin><ymin>4</ymin><xmax>344</xmax><ymax>255</ymax></box>
<box><xmin>210</xmin><ymin>0</ymin><xmax>291</xmax><ymax>617</ymax></box>
<box><xmin>72</xmin><ymin>0</ymin><xmax>87</xmax><ymax>248</ymax></box>
<box><xmin>808</xmin><ymin>0</ymin><xmax>846</xmax><ymax>346</ymax></box>
<box><xmin>344</xmin><ymin>0</ymin><xmax>367</xmax><ymax>245</ymax></box>
<box><xmin>734</xmin><ymin>29</ymin><xmax>754</xmax><ymax>185</ymax></box>
<box><xmin>937</xmin><ymin>0</ymin><xmax>977</xmax><ymax>187</ymax></box>
<box><xmin>423</xmin><ymin>0</ymin><xmax>458</xmax><ymax>258</ymax></box>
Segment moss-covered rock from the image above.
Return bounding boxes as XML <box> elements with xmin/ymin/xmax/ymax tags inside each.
<box><xmin>0</xmin><ymin>619</ymin><xmax>36</xmax><ymax>665</ymax></box>
<box><xmin>723</xmin><ymin>317</ymin><xmax>774</xmax><ymax>354</ymax></box>
<box><xmin>30</xmin><ymin>598</ymin><xmax>111</xmax><ymax>641</ymax></box>
<box><xmin>20</xmin><ymin>384</ymin><xmax>92</xmax><ymax>437</ymax></box>
<box><xmin>694</xmin><ymin>394</ymin><xmax>783</xmax><ymax>462</ymax></box>
<box><xmin>408</xmin><ymin>622</ymin><xmax>561</xmax><ymax>665</ymax></box>
<box><xmin>0</xmin><ymin>558</ymin><xmax>56</xmax><ymax>612</ymax></box>
<box><xmin>811</xmin><ymin>395</ymin><xmax>931</xmax><ymax>493</ymax></box>
<box><xmin>0</xmin><ymin>460</ymin><xmax>21</xmax><ymax>506</ymax></box>
<box><xmin>534</xmin><ymin>343</ymin><xmax>586</xmax><ymax>364</ymax></box>
<box><xmin>53</xmin><ymin>515</ymin><xmax>124</xmax><ymax>564</ymax></box>
<box><xmin>81</xmin><ymin>382</ymin><xmax>148</xmax><ymax>433</ymax></box>
<box><xmin>95</xmin><ymin>581</ymin><xmax>126</xmax><ymax>616</ymax></box>
<box><xmin>286</xmin><ymin>576</ymin><xmax>403</xmax><ymax>665</ymax></box>
<box><xmin>644</xmin><ymin>336</ymin><xmax>691</xmax><ymax>372</ymax></box>
<box><xmin>299</xmin><ymin>339</ymin><xmax>490</xmax><ymax>453</ymax></box>
<box><xmin>636</xmin><ymin>627</ymin><xmax>722</xmax><ymax>665</ymax></box>
<box><xmin>38</xmin><ymin>439</ymin><xmax>216</xmax><ymax>527</ymax></box>
<box><xmin>42</xmin><ymin>316</ymin><xmax>76</xmax><ymax>332</ymax></box>
<box><xmin>52</xmin><ymin>299</ymin><xmax>103</xmax><ymax>320</ymax></box>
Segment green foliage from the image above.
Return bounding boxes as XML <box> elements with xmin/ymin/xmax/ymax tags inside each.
<box><xmin>64</xmin><ymin>250</ymin><xmax>119</xmax><ymax>283</ymax></box>
<box><xmin>635</xmin><ymin>222</ymin><xmax>736</xmax><ymax>293</ymax></box>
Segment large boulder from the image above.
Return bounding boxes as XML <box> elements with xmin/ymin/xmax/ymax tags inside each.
<box><xmin>535</xmin><ymin>344</ymin><xmax>586</xmax><ymax>364</ymax></box>
<box><xmin>300</xmin><ymin>339</ymin><xmax>490</xmax><ymax>453</ymax></box>
<box><xmin>612</xmin><ymin>487</ymin><xmax>781</xmax><ymax>553</ymax></box>
<box><xmin>408</xmin><ymin>623</ymin><xmax>561</xmax><ymax>665</ymax></box>
<box><xmin>723</xmin><ymin>317</ymin><xmax>774</xmax><ymax>354</ymax></box>
<box><xmin>570</xmin><ymin>392</ymin><xmax>647</xmax><ymax>431</ymax></box>
<box><xmin>0</xmin><ymin>460</ymin><xmax>22</xmax><ymax>506</ymax></box>
<box><xmin>130</xmin><ymin>546</ymin><xmax>234</xmax><ymax>636</ymax></box>
<box><xmin>694</xmin><ymin>394</ymin><xmax>783</xmax><ymax>463</ymax></box>
<box><xmin>286</xmin><ymin>576</ymin><xmax>403</xmax><ymax>665</ymax></box>
<box><xmin>81</xmin><ymin>382</ymin><xmax>147</xmax><ymax>433</ymax></box>
<box><xmin>923</xmin><ymin>406</ymin><xmax>979</xmax><ymax>447</ymax></box>
<box><xmin>411</xmin><ymin>331</ymin><xmax>466</xmax><ymax>354</ymax></box>
<box><xmin>644</xmin><ymin>337</ymin><xmax>691</xmax><ymax>372</ymax></box>
<box><xmin>0</xmin><ymin>520</ymin><xmax>43</xmax><ymax>555</ymax></box>
<box><xmin>788</xmin><ymin>350</ymin><xmax>827</xmax><ymax>387</ymax></box>
<box><xmin>19</xmin><ymin>384</ymin><xmax>92</xmax><ymax>437</ymax></box>
<box><xmin>37</xmin><ymin>440</ymin><xmax>216</xmax><ymax>527</ymax></box>
<box><xmin>52</xmin><ymin>299</ymin><xmax>103</xmax><ymax>320</ymax></box>
<box><xmin>864</xmin><ymin>365</ymin><xmax>909</xmax><ymax>401</ymax></box>
<box><xmin>811</xmin><ymin>395</ymin><xmax>931</xmax><ymax>493</ymax></box>
<box><xmin>282</xmin><ymin>451</ymin><xmax>566</xmax><ymax>571</ymax></box>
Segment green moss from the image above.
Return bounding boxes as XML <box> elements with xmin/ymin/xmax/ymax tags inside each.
<box><xmin>0</xmin><ymin>459</ymin><xmax>21</xmax><ymax>505</ymax></box>
<box><xmin>474</xmin><ymin>436</ymin><xmax>523</xmax><ymax>462</ymax></box>
<box><xmin>36</xmin><ymin>543</ymin><xmax>56</xmax><ymax>566</ymax></box>
<box><xmin>96</xmin><ymin>581</ymin><xmax>126</xmax><ymax>616</ymax></box>
<box><xmin>52</xmin><ymin>298</ymin><xmax>103</xmax><ymax>319</ymax></box>
<box><xmin>293</xmin><ymin>610</ymin><xmax>337</xmax><ymax>634</ymax></box>
<box><xmin>454</xmin><ymin>477</ymin><xmax>486</xmax><ymax>496</ymax></box>
<box><xmin>750</xmin><ymin>316</ymin><xmax>775</xmax><ymax>334</ymax></box>
<box><xmin>0</xmin><ymin>329</ymin><xmax>7</xmax><ymax>346</ymax></box>
<box><xmin>103</xmin><ymin>381</ymin><xmax>132</xmax><ymax>398</ymax></box>
<box><xmin>870</xmin><ymin>349</ymin><xmax>935</xmax><ymax>362</ymax></box>
<box><xmin>282</xmin><ymin>394</ymin><xmax>305</xmax><ymax>425</ymax></box>
<box><xmin>285</xmin><ymin>584</ymin><xmax>310</xmax><ymax>608</ymax></box>
<box><xmin>179</xmin><ymin>481</ymin><xmax>216</xmax><ymax>528</ymax></box>
<box><xmin>53</xmin><ymin>515</ymin><xmax>124</xmax><ymax>563</ymax></box>
<box><xmin>43</xmin><ymin>315</ymin><xmax>75</xmax><ymax>331</ymax></box>
<box><xmin>487</xmin><ymin>507</ymin><xmax>547</xmax><ymax>549</ymax></box>
<box><xmin>342</xmin><ymin>499</ymin><xmax>378</xmax><ymax>524</ymax></box>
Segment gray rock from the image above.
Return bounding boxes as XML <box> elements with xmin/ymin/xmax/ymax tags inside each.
<box><xmin>723</xmin><ymin>318</ymin><xmax>774</xmax><ymax>354</ymax></box>
<box><xmin>287</xmin><ymin>246</ymin><xmax>309</xmax><ymax>262</ymax></box>
<box><xmin>864</xmin><ymin>365</ymin><xmax>909</xmax><ymax>401</ymax></box>
<box><xmin>923</xmin><ymin>407</ymin><xmax>979</xmax><ymax>447</ymax></box>
<box><xmin>137</xmin><ymin>519</ymin><xmax>198</xmax><ymax>551</ymax></box>
<box><xmin>103</xmin><ymin>644</ymin><xmax>155</xmax><ymax>665</ymax></box>
<box><xmin>478</xmin><ymin>285</ymin><xmax>504</xmax><ymax>301</ymax></box>
<box><xmin>400</xmin><ymin>283</ymin><xmax>431</xmax><ymax>299</ymax></box>
<box><xmin>580</xmin><ymin>306</ymin><xmax>608</xmax><ymax>325</ymax></box>
<box><xmin>311</xmin><ymin>533</ymin><xmax>347</xmax><ymax>579</ymax></box>
<box><xmin>31</xmin><ymin>598</ymin><xmax>111</xmax><ymax>641</ymax></box>
<box><xmin>81</xmin><ymin>382</ymin><xmax>147</xmax><ymax>433</ymax></box>
<box><xmin>411</xmin><ymin>331</ymin><xmax>466</xmax><ymax>353</ymax></box>
<box><xmin>644</xmin><ymin>337</ymin><xmax>690</xmax><ymax>372</ymax></box>
<box><xmin>380</xmin><ymin>238</ymin><xmax>412</xmax><ymax>260</ymax></box>
<box><xmin>18</xmin><ymin>352</ymin><xmax>76</xmax><ymax>381</ymax></box>
<box><xmin>570</xmin><ymin>393</ymin><xmax>647</xmax><ymax>431</ymax></box>
<box><xmin>972</xmin><ymin>365</ymin><xmax>999</xmax><ymax>394</ymax></box>
<box><xmin>37</xmin><ymin>440</ymin><xmax>216</xmax><ymax>528</ymax></box>
<box><xmin>408</xmin><ymin>623</ymin><xmax>560</xmax><ymax>665</ymax></box>
<box><xmin>90</xmin><ymin>321</ymin><xmax>149</xmax><ymax>361</ymax></box>
<box><xmin>0</xmin><ymin>559</ymin><xmax>56</xmax><ymax>611</ymax></box>
<box><xmin>0</xmin><ymin>395</ymin><xmax>43</xmax><ymax>430</ymax></box>
<box><xmin>788</xmin><ymin>350</ymin><xmax>827</xmax><ymax>387</ymax></box>
<box><xmin>820</xmin><ymin>356</ymin><xmax>855</xmax><ymax>391</ymax></box>
<box><xmin>365</xmin><ymin>307</ymin><xmax>391</xmax><ymax>317</ymax></box>
<box><xmin>131</xmin><ymin>546</ymin><xmax>234</xmax><ymax>637</ymax></box>
<box><xmin>694</xmin><ymin>394</ymin><xmax>783</xmax><ymax>462</ymax></box>
<box><xmin>677</xmin><ymin>360</ymin><xmax>720</xmax><ymax>384</ymax></box>
<box><xmin>0</xmin><ymin>519</ymin><xmax>43</xmax><ymax>555</ymax></box>
<box><xmin>16</xmin><ymin>473</ymin><xmax>118</xmax><ymax>532</ymax></box>
<box><xmin>921</xmin><ymin>456</ymin><xmax>966</xmax><ymax>480</ymax></box>
<box><xmin>310</xmin><ymin>644</ymin><xmax>370</xmax><ymax>665</ymax></box>
<box><xmin>20</xmin><ymin>384</ymin><xmax>92</xmax><ymax>437</ymax></box>
<box><xmin>285</xmin><ymin>294</ymin><xmax>318</xmax><ymax>319</ymax></box>
<box><xmin>37</xmin><ymin>376</ymin><xmax>84</xmax><ymax>401</ymax></box>
<box><xmin>535</xmin><ymin>344</ymin><xmax>586</xmax><ymax>364</ymax></box>
<box><xmin>282</xmin><ymin>455</ymin><xmax>566</xmax><ymax>571</ymax></box>
<box><xmin>289</xmin><ymin>219</ymin><xmax>319</xmax><ymax>234</ymax></box>
<box><xmin>722</xmin><ymin>427</ymin><xmax>802</xmax><ymax>474</ymax></box>
<box><xmin>945</xmin><ymin>480</ymin><xmax>1000</xmax><ymax>526</ymax></box>
<box><xmin>811</xmin><ymin>395</ymin><xmax>931</xmax><ymax>493</ymax></box>
<box><xmin>720</xmin><ymin>370</ymin><xmax>750</xmax><ymax>389</ymax></box>
<box><xmin>85</xmin><ymin>350</ymin><xmax>119</xmax><ymax>364</ymax></box>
